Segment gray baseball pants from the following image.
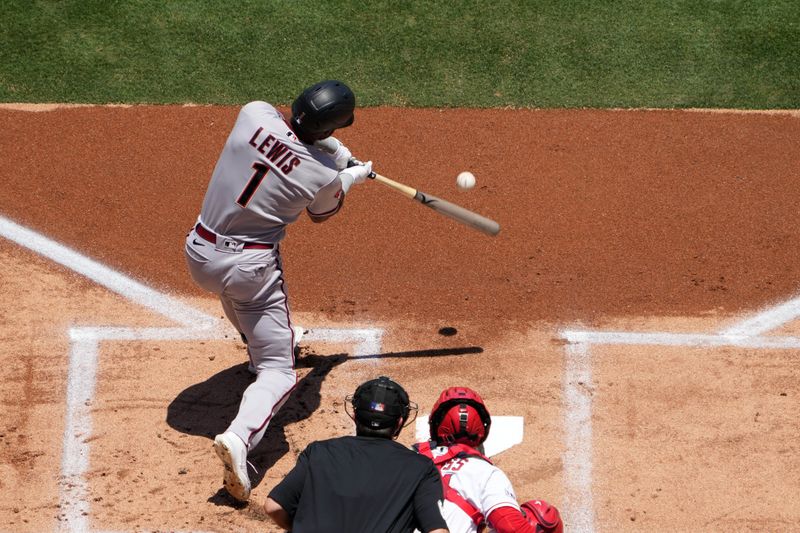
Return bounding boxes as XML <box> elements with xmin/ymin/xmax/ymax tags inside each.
<box><xmin>184</xmin><ymin>227</ymin><xmax>297</xmax><ymax>450</ymax></box>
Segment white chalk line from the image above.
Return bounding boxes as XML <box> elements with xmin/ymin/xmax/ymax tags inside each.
<box><xmin>561</xmin><ymin>329</ymin><xmax>800</xmax><ymax>348</ymax></box>
<box><xmin>0</xmin><ymin>214</ymin><xmax>382</xmax><ymax>533</ymax></box>
<box><xmin>303</xmin><ymin>328</ymin><xmax>383</xmax><ymax>358</ymax></box>
<box><xmin>558</xmin><ymin>294</ymin><xmax>800</xmax><ymax>533</ymax></box>
<box><xmin>720</xmin><ymin>294</ymin><xmax>800</xmax><ymax>337</ymax></box>
<box><xmin>561</xmin><ymin>342</ymin><xmax>597</xmax><ymax>533</ymax></box>
<box><xmin>0</xmin><ymin>215</ymin><xmax>213</xmax><ymax>330</ymax></box>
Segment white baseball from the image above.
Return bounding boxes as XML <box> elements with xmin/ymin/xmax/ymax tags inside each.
<box><xmin>456</xmin><ymin>171</ymin><xmax>476</xmax><ymax>191</ymax></box>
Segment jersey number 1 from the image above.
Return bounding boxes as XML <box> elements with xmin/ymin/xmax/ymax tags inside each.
<box><xmin>236</xmin><ymin>162</ymin><xmax>269</xmax><ymax>207</ymax></box>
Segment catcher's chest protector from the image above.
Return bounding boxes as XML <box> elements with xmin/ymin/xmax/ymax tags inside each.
<box><xmin>414</xmin><ymin>441</ymin><xmax>492</xmax><ymax>527</ymax></box>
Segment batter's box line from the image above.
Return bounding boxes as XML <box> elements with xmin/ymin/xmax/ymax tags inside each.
<box><xmin>561</xmin><ymin>329</ymin><xmax>800</xmax><ymax>348</ymax></box>
<box><xmin>557</xmin><ymin>293</ymin><xmax>800</xmax><ymax>533</ymax></box>
<box><xmin>60</xmin><ymin>326</ymin><xmax>383</xmax><ymax>533</ymax></box>
<box><xmin>303</xmin><ymin>328</ymin><xmax>384</xmax><ymax>358</ymax></box>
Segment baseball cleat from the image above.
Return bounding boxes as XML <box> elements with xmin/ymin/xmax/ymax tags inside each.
<box><xmin>213</xmin><ymin>431</ymin><xmax>251</xmax><ymax>502</ymax></box>
<box><xmin>293</xmin><ymin>325</ymin><xmax>306</xmax><ymax>347</ymax></box>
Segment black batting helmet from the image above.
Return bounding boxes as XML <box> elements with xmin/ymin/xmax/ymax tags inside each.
<box><xmin>290</xmin><ymin>80</ymin><xmax>355</xmax><ymax>142</ymax></box>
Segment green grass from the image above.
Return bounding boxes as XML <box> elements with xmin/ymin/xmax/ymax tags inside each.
<box><xmin>1</xmin><ymin>0</ymin><xmax>798</xmax><ymax>107</ymax></box>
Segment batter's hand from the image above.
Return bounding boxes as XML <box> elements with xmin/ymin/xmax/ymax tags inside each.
<box><xmin>338</xmin><ymin>160</ymin><xmax>373</xmax><ymax>192</ymax></box>
<box><xmin>347</xmin><ymin>160</ymin><xmax>372</xmax><ymax>184</ymax></box>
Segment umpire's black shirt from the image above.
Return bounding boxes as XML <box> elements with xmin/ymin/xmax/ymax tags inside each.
<box><xmin>268</xmin><ymin>435</ymin><xmax>447</xmax><ymax>533</ymax></box>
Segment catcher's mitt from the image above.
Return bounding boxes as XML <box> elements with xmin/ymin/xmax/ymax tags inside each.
<box><xmin>520</xmin><ymin>499</ymin><xmax>563</xmax><ymax>533</ymax></box>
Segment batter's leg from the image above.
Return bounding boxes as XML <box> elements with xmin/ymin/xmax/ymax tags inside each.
<box><xmin>221</xmin><ymin>293</ymin><xmax>253</xmax><ymax>352</ymax></box>
<box><xmin>185</xmin><ymin>236</ymin><xmax>254</xmax><ymax>358</ymax></box>
<box><xmin>225</xmin><ymin>293</ymin><xmax>298</xmax><ymax>448</ymax></box>
<box><xmin>223</xmin><ymin>250</ymin><xmax>299</xmax><ymax>449</ymax></box>
<box><xmin>219</xmin><ymin>294</ymin><xmax>244</xmax><ymax>338</ymax></box>
<box><xmin>227</xmin><ymin>367</ymin><xmax>296</xmax><ymax>448</ymax></box>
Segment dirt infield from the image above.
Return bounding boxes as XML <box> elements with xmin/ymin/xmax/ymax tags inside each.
<box><xmin>1</xmin><ymin>106</ymin><xmax>799</xmax><ymax>532</ymax></box>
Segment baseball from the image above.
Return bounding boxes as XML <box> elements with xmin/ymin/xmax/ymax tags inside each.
<box><xmin>456</xmin><ymin>171</ymin><xmax>476</xmax><ymax>191</ymax></box>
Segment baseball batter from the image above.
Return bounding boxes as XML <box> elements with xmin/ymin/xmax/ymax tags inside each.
<box><xmin>414</xmin><ymin>387</ymin><xmax>563</xmax><ymax>533</ymax></box>
<box><xmin>184</xmin><ymin>80</ymin><xmax>372</xmax><ymax>502</ymax></box>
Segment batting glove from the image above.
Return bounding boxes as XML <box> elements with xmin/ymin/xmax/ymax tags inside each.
<box><xmin>338</xmin><ymin>160</ymin><xmax>373</xmax><ymax>193</ymax></box>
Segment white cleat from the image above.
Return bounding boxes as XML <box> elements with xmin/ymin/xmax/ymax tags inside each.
<box><xmin>293</xmin><ymin>325</ymin><xmax>306</xmax><ymax>347</ymax></box>
<box><xmin>213</xmin><ymin>431</ymin><xmax>251</xmax><ymax>502</ymax></box>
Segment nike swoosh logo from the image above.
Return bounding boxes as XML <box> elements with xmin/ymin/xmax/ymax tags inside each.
<box><xmin>193</xmin><ymin>239</ymin><xmax>205</xmax><ymax>246</ymax></box>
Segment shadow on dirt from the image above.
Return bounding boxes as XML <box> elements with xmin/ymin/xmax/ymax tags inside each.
<box><xmin>166</xmin><ymin>344</ymin><xmax>482</xmax><ymax>505</ymax></box>
<box><xmin>167</xmin><ymin>351</ymin><xmax>347</xmax><ymax>493</ymax></box>
<box><xmin>356</xmin><ymin>346</ymin><xmax>483</xmax><ymax>360</ymax></box>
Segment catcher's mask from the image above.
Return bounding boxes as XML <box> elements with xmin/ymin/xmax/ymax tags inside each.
<box><xmin>428</xmin><ymin>386</ymin><xmax>491</xmax><ymax>447</ymax></box>
<box><xmin>290</xmin><ymin>79</ymin><xmax>355</xmax><ymax>143</ymax></box>
<box><xmin>520</xmin><ymin>499</ymin><xmax>564</xmax><ymax>533</ymax></box>
<box><xmin>346</xmin><ymin>376</ymin><xmax>417</xmax><ymax>436</ymax></box>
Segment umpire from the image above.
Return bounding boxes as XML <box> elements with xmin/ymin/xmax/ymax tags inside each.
<box><xmin>265</xmin><ymin>376</ymin><xmax>449</xmax><ymax>533</ymax></box>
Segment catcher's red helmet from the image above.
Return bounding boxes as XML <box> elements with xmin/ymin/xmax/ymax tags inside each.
<box><xmin>428</xmin><ymin>386</ymin><xmax>491</xmax><ymax>447</ymax></box>
<box><xmin>520</xmin><ymin>499</ymin><xmax>563</xmax><ymax>533</ymax></box>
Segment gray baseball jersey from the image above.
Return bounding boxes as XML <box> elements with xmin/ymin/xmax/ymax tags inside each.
<box><xmin>199</xmin><ymin>100</ymin><xmax>346</xmax><ymax>243</ymax></box>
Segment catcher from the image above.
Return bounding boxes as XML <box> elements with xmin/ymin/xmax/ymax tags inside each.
<box><xmin>413</xmin><ymin>387</ymin><xmax>563</xmax><ymax>533</ymax></box>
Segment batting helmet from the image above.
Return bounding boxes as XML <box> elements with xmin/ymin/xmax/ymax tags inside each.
<box><xmin>428</xmin><ymin>387</ymin><xmax>491</xmax><ymax>447</ymax></box>
<box><xmin>520</xmin><ymin>499</ymin><xmax>563</xmax><ymax>533</ymax></box>
<box><xmin>348</xmin><ymin>376</ymin><xmax>416</xmax><ymax>434</ymax></box>
<box><xmin>290</xmin><ymin>80</ymin><xmax>355</xmax><ymax>142</ymax></box>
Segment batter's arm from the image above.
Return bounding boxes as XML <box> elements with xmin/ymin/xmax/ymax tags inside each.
<box><xmin>306</xmin><ymin>178</ymin><xmax>346</xmax><ymax>223</ymax></box>
<box><xmin>306</xmin><ymin>162</ymin><xmax>371</xmax><ymax>222</ymax></box>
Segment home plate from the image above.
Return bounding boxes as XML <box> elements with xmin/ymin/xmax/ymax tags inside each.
<box><xmin>415</xmin><ymin>415</ymin><xmax>524</xmax><ymax>457</ymax></box>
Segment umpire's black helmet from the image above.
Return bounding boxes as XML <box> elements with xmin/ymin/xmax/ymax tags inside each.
<box><xmin>347</xmin><ymin>376</ymin><xmax>417</xmax><ymax>434</ymax></box>
<box><xmin>290</xmin><ymin>80</ymin><xmax>355</xmax><ymax>143</ymax></box>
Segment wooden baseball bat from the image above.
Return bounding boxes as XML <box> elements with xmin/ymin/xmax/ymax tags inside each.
<box><xmin>369</xmin><ymin>172</ymin><xmax>501</xmax><ymax>237</ymax></box>
<box><xmin>325</xmin><ymin>140</ymin><xmax>500</xmax><ymax>236</ymax></box>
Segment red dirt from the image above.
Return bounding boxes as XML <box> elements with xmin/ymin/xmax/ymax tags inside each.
<box><xmin>1</xmin><ymin>106</ymin><xmax>798</xmax><ymax>532</ymax></box>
